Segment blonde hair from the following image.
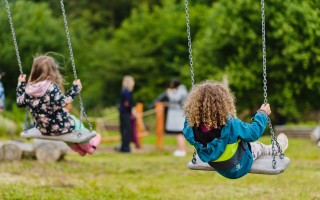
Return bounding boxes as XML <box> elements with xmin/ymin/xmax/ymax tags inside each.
<box><xmin>122</xmin><ymin>75</ymin><xmax>135</xmax><ymax>91</ymax></box>
<box><xmin>183</xmin><ymin>80</ymin><xmax>236</xmax><ymax>128</ymax></box>
<box><xmin>28</xmin><ymin>55</ymin><xmax>64</xmax><ymax>91</ymax></box>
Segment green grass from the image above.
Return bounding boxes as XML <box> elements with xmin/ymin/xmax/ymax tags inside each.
<box><xmin>0</xmin><ymin>135</ymin><xmax>319</xmax><ymax>200</ymax></box>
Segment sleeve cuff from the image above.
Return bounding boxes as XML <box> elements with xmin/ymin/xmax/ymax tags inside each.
<box><xmin>72</xmin><ymin>84</ymin><xmax>80</xmax><ymax>93</ymax></box>
<box><xmin>18</xmin><ymin>82</ymin><xmax>26</xmax><ymax>87</ymax></box>
<box><xmin>257</xmin><ymin>109</ymin><xmax>269</xmax><ymax>117</ymax></box>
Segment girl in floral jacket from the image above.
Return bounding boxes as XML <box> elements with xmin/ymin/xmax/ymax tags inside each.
<box><xmin>16</xmin><ymin>55</ymin><xmax>101</xmax><ymax>156</ymax></box>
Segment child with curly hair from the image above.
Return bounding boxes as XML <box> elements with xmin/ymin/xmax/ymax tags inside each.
<box><xmin>16</xmin><ymin>55</ymin><xmax>101</xmax><ymax>156</ymax></box>
<box><xmin>183</xmin><ymin>81</ymin><xmax>288</xmax><ymax>179</ymax></box>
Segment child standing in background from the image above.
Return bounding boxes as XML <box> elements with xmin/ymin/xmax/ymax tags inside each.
<box><xmin>183</xmin><ymin>81</ymin><xmax>288</xmax><ymax>179</ymax></box>
<box><xmin>16</xmin><ymin>55</ymin><xmax>101</xmax><ymax>156</ymax></box>
<box><xmin>118</xmin><ymin>75</ymin><xmax>135</xmax><ymax>153</ymax></box>
<box><xmin>0</xmin><ymin>72</ymin><xmax>5</xmax><ymax>112</ymax></box>
<box><xmin>166</xmin><ymin>79</ymin><xmax>188</xmax><ymax>157</ymax></box>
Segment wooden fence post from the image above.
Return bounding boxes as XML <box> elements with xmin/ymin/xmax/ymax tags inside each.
<box><xmin>155</xmin><ymin>102</ymin><xmax>164</xmax><ymax>150</ymax></box>
<box><xmin>135</xmin><ymin>103</ymin><xmax>143</xmax><ymax>149</ymax></box>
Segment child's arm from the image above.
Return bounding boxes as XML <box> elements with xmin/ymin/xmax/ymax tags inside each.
<box><xmin>51</xmin><ymin>80</ymin><xmax>82</xmax><ymax>110</ymax></box>
<box><xmin>234</xmin><ymin>104</ymin><xmax>271</xmax><ymax>142</ymax></box>
<box><xmin>16</xmin><ymin>74</ymin><xmax>27</xmax><ymax>107</ymax></box>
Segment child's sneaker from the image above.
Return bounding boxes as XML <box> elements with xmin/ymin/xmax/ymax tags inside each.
<box><xmin>277</xmin><ymin>133</ymin><xmax>288</xmax><ymax>153</ymax></box>
<box><xmin>90</xmin><ymin>133</ymin><xmax>101</xmax><ymax>148</ymax></box>
<box><xmin>173</xmin><ymin>150</ymin><xmax>186</xmax><ymax>157</ymax></box>
<box><xmin>68</xmin><ymin>144</ymin><xmax>86</xmax><ymax>156</ymax></box>
<box><xmin>78</xmin><ymin>134</ymin><xmax>101</xmax><ymax>154</ymax></box>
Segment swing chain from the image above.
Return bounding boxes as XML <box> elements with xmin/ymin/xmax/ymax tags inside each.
<box><xmin>5</xmin><ymin>0</ymin><xmax>23</xmax><ymax>75</ymax></box>
<box><xmin>261</xmin><ymin>0</ymin><xmax>268</xmax><ymax>105</ymax></box>
<box><xmin>261</xmin><ymin>0</ymin><xmax>284</xmax><ymax>169</ymax></box>
<box><xmin>60</xmin><ymin>0</ymin><xmax>92</xmax><ymax>132</ymax></box>
<box><xmin>5</xmin><ymin>0</ymin><xmax>33</xmax><ymax>131</ymax></box>
<box><xmin>185</xmin><ymin>0</ymin><xmax>197</xmax><ymax>164</ymax></box>
<box><xmin>23</xmin><ymin>111</ymin><xmax>30</xmax><ymax>131</ymax></box>
<box><xmin>191</xmin><ymin>150</ymin><xmax>197</xmax><ymax>164</ymax></box>
<box><xmin>184</xmin><ymin>0</ymin><xmax>195</xmax><ymax>88</ymax></box>
<box><xmin>60</xmin><ymin>0</ymin><xmax>78</xmax><ymax>80</ymax></box>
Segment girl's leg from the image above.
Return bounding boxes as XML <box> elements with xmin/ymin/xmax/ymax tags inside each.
<box><xmin>250</xmin><ymin>142</ymin><xmax>266</xmax><ymax>160</ymax></box>
<box><xmin>173</xmin><ymin>134</ymin><xmax>186</xmax><ymax>157</ymax></box>
<box><xmin>262</xmin><ymin>133</ymin><xmax>289</xmax><ymax>156</ymax></box>
<box><xmin>176</xmin><ymin>134</ymin><xmax>186</xmax><ymax>151</ymax></box>
<box><xmin>120</xmin><ymin>113</ymin><xmax>132</xmax><ymax>153</ymax></box>
<box><xmin>78</xmin><ymin>134</ymin><xmax>101</xmax><ymax>154</ymax></box>
<box><xmin>66</xmin><ymin>142</ymin><xmax>86</xmax><ymax>156</ymax></box>
<box><xmin>70</xmin><ymin>115</ymin><xmax>101</xmax><ymax>154</ymax></box>
<box><xmin>251</xmin><ymin>133</ymin><xmax>289</xmax><ymax>160</ymax></box>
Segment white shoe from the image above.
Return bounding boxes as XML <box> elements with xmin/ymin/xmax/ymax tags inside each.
<box><xmin>173</xmin><ymin>150</ymin><xmax>186</xmax><ymax>157</ymax></box>
<box><xmin>317</xmin><ymin>140</ymin><xmax>320</xmax><ymax>148</ymax></box>
<box><xmin>277</xmin><ymin>133</ymin><xmax>288</xmax><ymax>152</ymax></box>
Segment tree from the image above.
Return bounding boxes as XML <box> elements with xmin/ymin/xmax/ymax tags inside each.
<box><xmin>0</xmin><ymin>1</ymin><xmax>97</xmax><ymax>110</ymax></box>
<box><xmin>0</xmin><ymin>1</ymin><xmax>66</xmax><ymax>106</ymax></box>
<box><xmin>192</xmin><ymin>0</ymin><xmax>320</xmax><ymax>122</ymax></box>
<box><xmin>99</xmin><ymin>0</ymin><xmax>209</xmax><ymax>106</ymax></box>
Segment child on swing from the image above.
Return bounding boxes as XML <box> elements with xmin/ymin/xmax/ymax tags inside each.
<box><xmin>16</xmin><ymin>55</ymin><xmax>101</xmax><ymax>156</ymax></box>
<box><xmin>183</xmin><ymin>81</ymin><xmax>288</xmax><ymax>179</ymax></box>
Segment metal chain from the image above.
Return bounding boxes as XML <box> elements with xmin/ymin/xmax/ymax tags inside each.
<box><xmin>60</xmin><ymin>0</ymin><xmax>92</xmax><ymax>132</ymax></box>
<box><xmin>184</xmin><ymin>0</ymin><xmax>197</xmax><ymax>162</ymax></box>
<box><xmin>261</xmin><ymin>0</ymin><xmax>284</xmax><ymax>169</ymax></box>
<box><xmin>23</xmin><ymin>110</ymin><xmax>31</xmax><ymax>131</ymax></box>
<box><xmin>5</xmin><ymin>0</ymin><xmax>23</xmax><ymax>75</ymax></box>
<box><xmin>184</xmin><ymin>0</ymin><xmax>195</xmax><ymax>88</ymax></box>
<box><xmin>5</xmin><ymin>0</ymin><xmax>33</xmax><ymax>131</ymax></box>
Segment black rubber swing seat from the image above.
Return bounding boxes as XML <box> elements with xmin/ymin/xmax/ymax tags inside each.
<box><xmin>21</xmin><ymin>127</ymin><xmax>97</xmax><ymax>143</ymax></box>
<box><xmin>187</xmin><ymin>155</ymin><xmax>290</xmax><ymax>175</ymax></box>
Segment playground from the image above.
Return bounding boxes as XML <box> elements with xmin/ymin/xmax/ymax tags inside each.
<box><xmin>0</xmin><ymin>0</ymin><xmax>320</xmax><ymax>199</ymax></box>
<box><xmin>0</xmin><ymin>136</ymin><xmax>319</xmax><ymax>199</ymax></box>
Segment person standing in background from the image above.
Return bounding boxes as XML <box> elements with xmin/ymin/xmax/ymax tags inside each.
<box><xmin>0</xmin><ymin>72</ymin><xmax>5</xmax><ymax>112</ymax></box>
<box><xmin>165</xmin><ymin>78</ymin><xmax>188</xmax><ymax>157</ymax></box>
<box><xmin>118</xmin><ymin>75</ymin><xmax>135</xmax><ymax>153</ymax></box>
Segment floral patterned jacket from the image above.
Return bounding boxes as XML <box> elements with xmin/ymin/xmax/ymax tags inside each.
<box><xmin>16</xmin><ymin>82</ymin><xmax>80</xmax><ymax>135</ymax></box>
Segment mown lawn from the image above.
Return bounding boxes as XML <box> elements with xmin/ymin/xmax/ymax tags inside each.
<box><xmin>0</xmin><ymin>135</ymin><xmax>319</xmax><ymax>200</ymax></box>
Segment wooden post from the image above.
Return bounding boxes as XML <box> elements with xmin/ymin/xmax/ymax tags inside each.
<box><xmin>155</xmin><ymin>102</ymin><xmax>164</xmax><ymax>150</ymax></box>
<box><xmin>0</xmin><ymin>143</ymin><xmax>22</xmax><ymax>162</ymax></box>
<box><xmin>33</xmin><ymin>139</ymin><xmax>69</xmax><ymax>162</ymax></box>
<box><xmin>135</xmin><ymin>103</ymin><xmax>143</xmax><ymax>149</ymax></box>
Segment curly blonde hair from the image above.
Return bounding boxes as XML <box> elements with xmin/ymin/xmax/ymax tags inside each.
<box><xmin>183</xmin><ymin>81</ymin><xmax>236</xmax><ymax>128</ymax></box>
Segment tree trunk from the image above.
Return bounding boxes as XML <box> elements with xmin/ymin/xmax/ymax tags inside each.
<box><xmin>8</xmin><ymin>141</ymin><xmax>35</xmax><ymax>159</ymax></box>
<box><xmin>0</xmin><ymin>142</ymin><xmax>22</xmax><ymax>161</ymax></box>
<box><xmin>33</xmin><ymin>139</ymin><xmax>69</xmax><ymax>162</ymax></box>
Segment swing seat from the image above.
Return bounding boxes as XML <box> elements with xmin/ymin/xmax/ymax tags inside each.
<box><xmin>21</xmin><ymin>127</ymin><xmax>96</xmax><ymax>143</ymax></box>
<box><xmin>187</xmin><ymin>155</ymin><xmax>290</xmax><ymax>175</ymax></box>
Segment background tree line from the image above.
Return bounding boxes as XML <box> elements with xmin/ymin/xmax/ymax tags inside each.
<box><xmin>0</xmin><ymin>0</ymin><xmax>319</xmax><ymax>124</ymax></box>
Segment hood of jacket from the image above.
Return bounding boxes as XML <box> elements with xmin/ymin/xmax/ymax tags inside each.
<box><xmin>26</xmin><ymin>80</ymin><xmax>52</xmax><ymax>97</ymax></box>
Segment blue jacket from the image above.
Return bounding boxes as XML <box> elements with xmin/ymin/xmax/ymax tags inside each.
<box><xmin>119</xmin><ymin>88</ymin><xmax>134</xmax><ymax>114</ymax></box>
<box><xmin>183</xmin><ymin>112</ymin><xmax>268</xmax><ymax>179</ymax></box>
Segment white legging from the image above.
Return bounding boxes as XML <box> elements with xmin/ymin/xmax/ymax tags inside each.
<box><xmin>250</xmin><ymin>142</ymin><xmax>281</xmax><ymax>160</ymax></box>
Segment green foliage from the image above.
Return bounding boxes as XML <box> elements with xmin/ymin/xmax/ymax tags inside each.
<box><xmin>0</xmin><ymin>0</ymin><xmax>105</xmax><ymax>112</ymax></box>
<box><xmin>0</xmin><ymin>105</ymin><xmax>31</xmax><ymax>136</ymax></box>
<box><xmin>192</xmin><ymin>0</ymin><xmax>320</xmax><ymax>122</ymax></box>
<box><xmin>0</xmin><ymin>1</ymin><xmax>67</xmax><ymax>106</ymax></box>
<box><xmin>101</xmin><ymin>0</ymin><xmax>209</xmax><ymax>105</ymax></box>
<box><xmin>0</xmin><ymin>0</ymin><xmax>319</xmax><ymax>123</ymax></box>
